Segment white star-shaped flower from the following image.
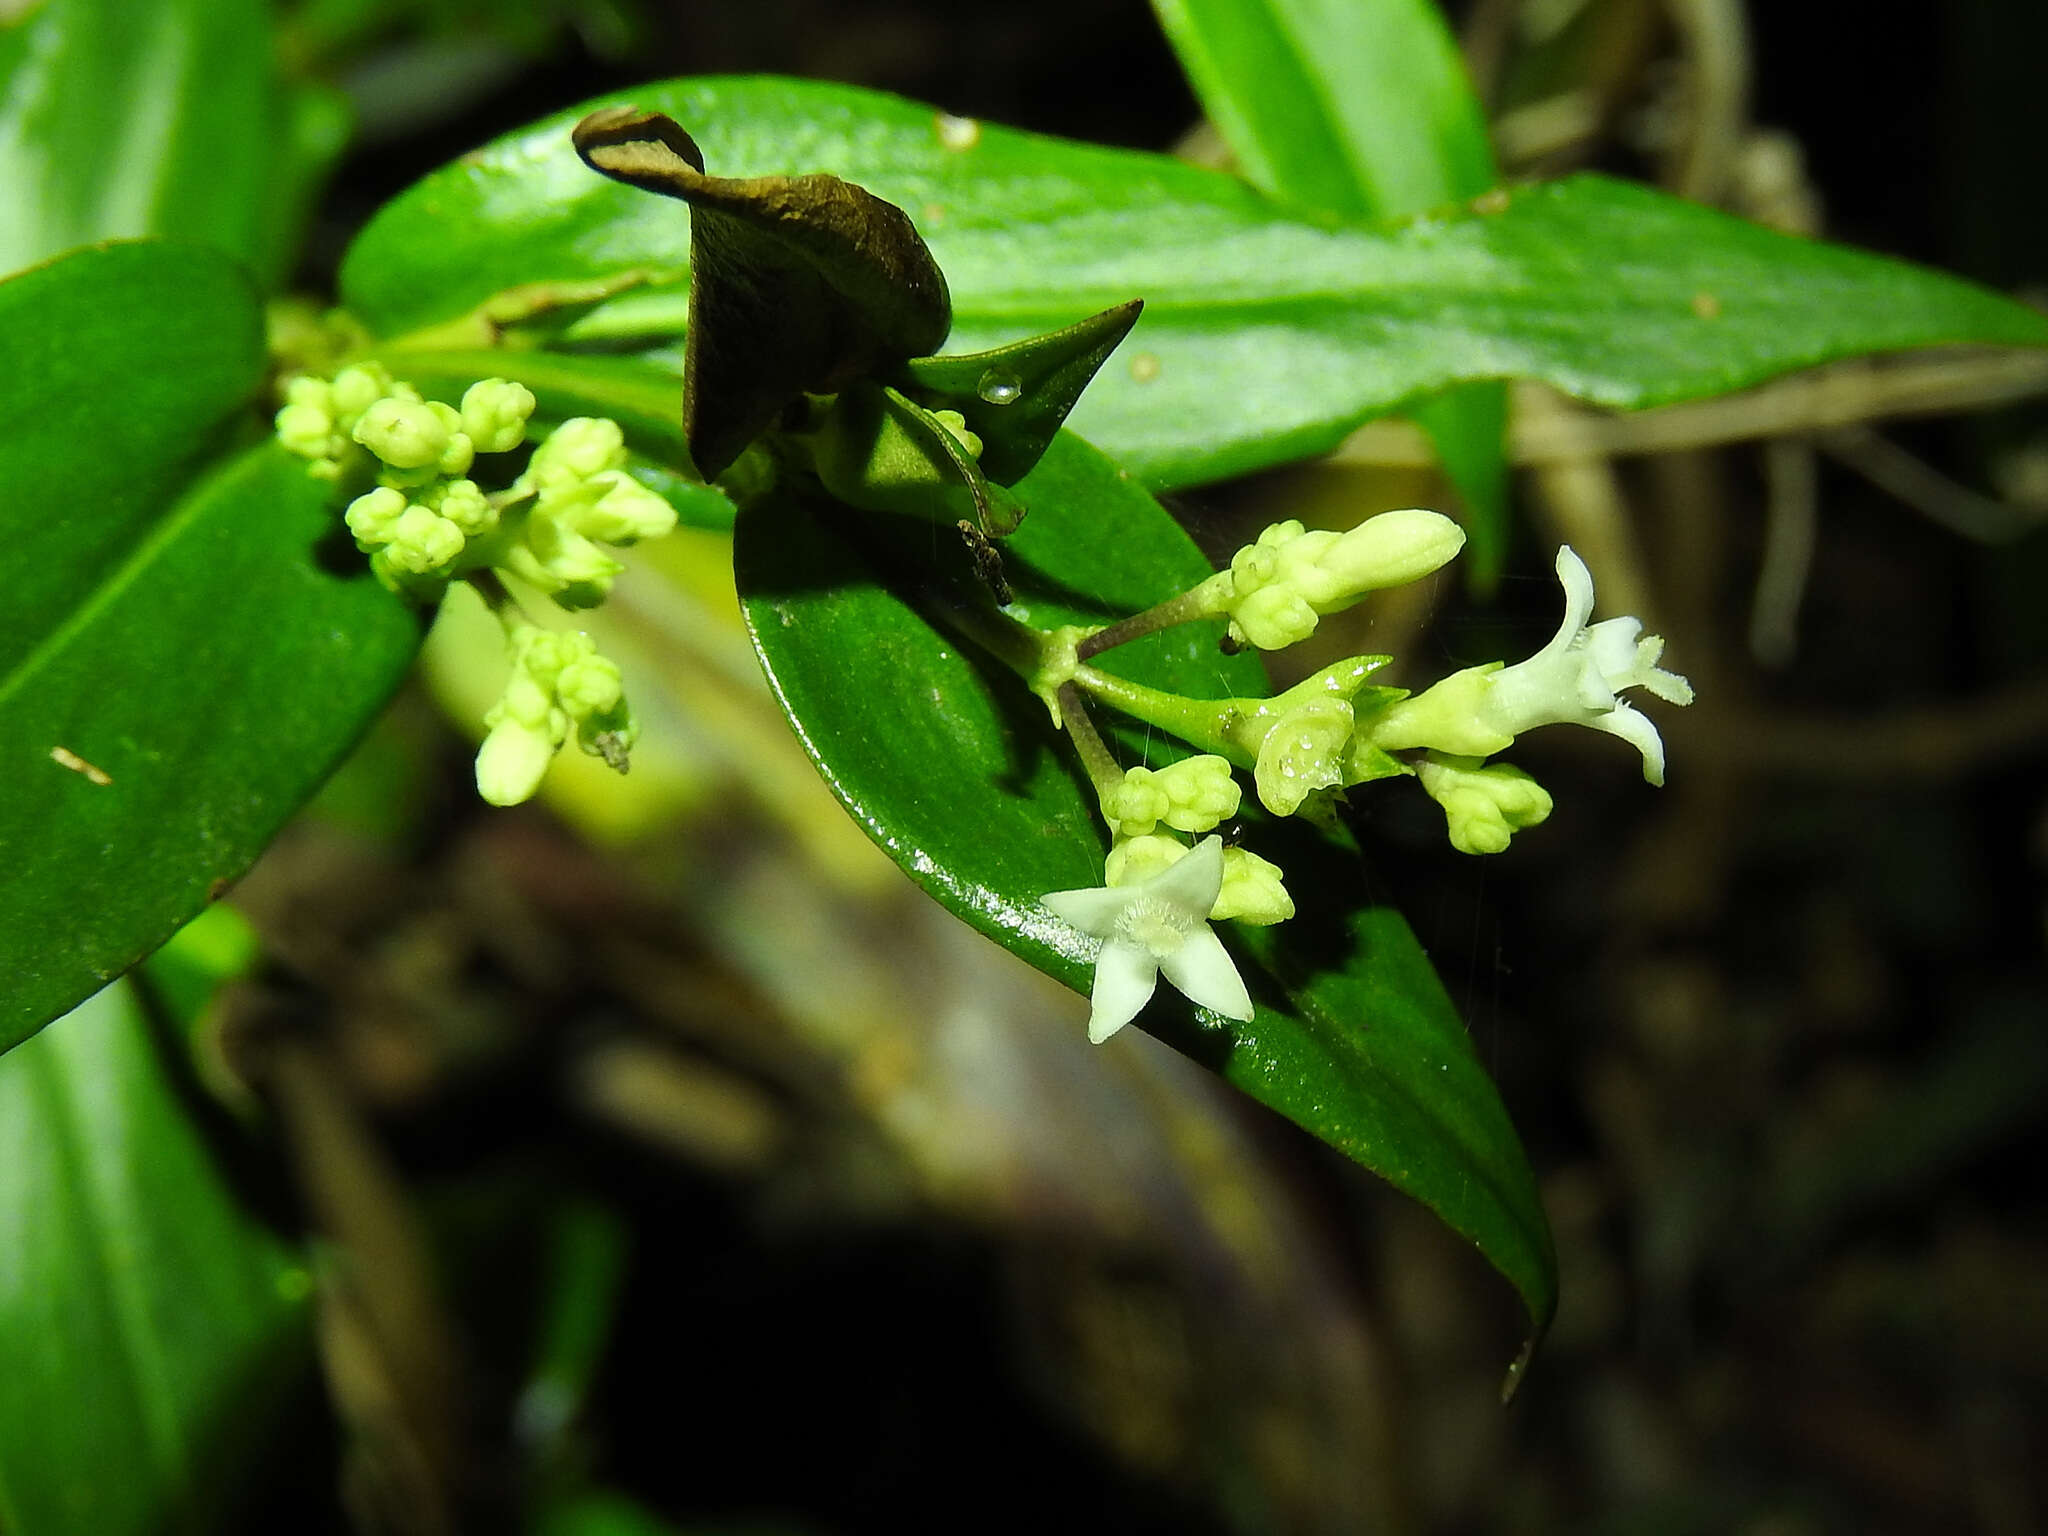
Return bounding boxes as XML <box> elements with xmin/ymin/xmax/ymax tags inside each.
<box><xmin>1041</xmin><ymin>836</ymin><xmax>1255</xmax><ymax>1044</ymax></box>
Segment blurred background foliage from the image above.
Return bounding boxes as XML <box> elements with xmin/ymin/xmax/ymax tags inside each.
<box><xmin>10</xmin><ymin>0</ymin><xmax>2048</xmax><ymax>1531</ymax></box>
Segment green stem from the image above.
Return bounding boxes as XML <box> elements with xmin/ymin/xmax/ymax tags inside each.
<box><xmin>464</xmin><ymin>567</ymin><xmax>533</xmax><ymax>633</ymax></box>
<box><xmin>1069</xmin><ymin>664</ymin><xmax>1255</xmax><ymax>768</ymax></box>
<box><xmin>1075</xmin><ymin>573</ymin><xmax>1231</xmax><ymax>659</ymax></box>
<box><xmin>1058</xmin><ymin>685</ymin><xmax>1125</xmax><ymax>805</ymax></box>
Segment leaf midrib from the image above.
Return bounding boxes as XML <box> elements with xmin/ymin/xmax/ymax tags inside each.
<box><xmin>0</xmin><ymin>444</ymin><xmax>256</xmax><ymax>717</ymax></box>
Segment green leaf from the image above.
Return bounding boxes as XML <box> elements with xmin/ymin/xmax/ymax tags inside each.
<box><xmin>0</xmin><ymin>0</ymin><xmax>289</xmax><ymax>280</ymax></box>
<box><xmin>337</xmin><ymin>77</ymin><xmax>2048</xmax><ymax>491</ymax></box>
<box><xmin>1150</xmin><ymin>0</ymin><xmax>1495</xmax><ymax>217</ymax></box>
<box><xmin>0</xmin><ymin>980</ymin><xmax>311</xmax><ymax>1536</ymax></box>
<box><xmin>733</xmin><ymin>430</ymin><xmax>1555</xmax><ymax>1343</ymax></box>
<box><xmin>1151</xmin><ymin>0</ymin><xmax>1515</xmax><ymax>583</ymax></box>
<box><xmin>0</xmin><ymin>443</ymin><xmax>424</xmax><ymax>1053</ymax></box>
<box><xmin>0</xmin><ymin>241</ymin><xmax>267</xmax><ymax>675</ymax></box>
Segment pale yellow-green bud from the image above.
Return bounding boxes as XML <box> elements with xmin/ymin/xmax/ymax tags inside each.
<box><xmin>556</xmin><ymin>653</ymin><xmax>625</xmax><ymax>720</ymax></box>
<box><xmin>460</xmin><ymin>378</ymin><xmax>537</xmax><ymax>454</ymax></box>
<box><xmin>353</xmin><ymin>395</ymin><xmax>451</xmax><ymax>470</ymax></box>
<box><xmin>1415</xmin><ymin>753</ymin><xmax>1553</xmax><ymax>855</ymax></box>
<box><xmin>577</xmin><ymin>471</ymin><xmax>678</xmax><ymax>545</ymax></box>
<box><xmin>1100</xmin><ymin>755</ymin><xmax>1241</xmax><ymax>838</ymax></box>
<box><xmin>426</xmin><ymin>478</ymin><xmax>494</xmax><ymax>536</ymax></box>
<box><xmin>1229</xmin><ymin>584</ymin><xmax>1320</xmax><ymax>651</ymax></box>
<box><xmin>1307</xmin><ymin>508</ymin><xmax>1466</xmax><ymax>597</ymax></box>
<box><xmin>424</xmin><ymin>400</ymin><xmax>475</xmax><ymax>477</ymax></box>
<box><xmin>275</xmin><ymin>401</ymin><xmax>337</xmax><ymax>461</ymax></box>
<box><xmin>498</xmin><ymin>668</ymin><xmax>558</xmax><ymax>730</ymax></box>
<box><xmin>475</xmin><ymin>718</ymin><xmax>558</xmax><ymax>807</ymax></box>
<box><xmin>504</xmin><ymin>517</ymin><xmax>624</xmax><ymax>609</ymax></box>
<box><xmin>284</xmin><ymin>375</ymin><xmax>333</xmax><ymax>412</ymax></box>
<box><xmin>1219</xmin><ymin>509</ymin><xmax>1465</xmax><ymax>650</ymax></box>
<box><xmin>1213</xmin><ymin>846</ymin><xmax>1293</xmax><ymax>924</ymax></box>
<box><xmin>328</xmin><ymin>364</ymin><xmax>394</xmax><ymax>427</ymax></box>
<box><xmin>1105</xmin><ymin>832</ymin><xmax>1189</xmax><ymax>888</ymax></box>
<box><xmin>1101</xmin><ymin>766</ymin><xmax>1169</xmax><ymax>840</ymax></box>
<box><xmin>384</xmin><ymin>504</ymin><xmax>465</xmax><ymax>573</ymax></box>
<box><xmin>474</xmin><ymin>626</ymin><xmax>636</xmax><ymax>802</ymax></box>
<box><xmin>931</xmin><ymin>408</ymin><xmax>983</xmax><ymax>460</ymax></box>
<box><xmin>344</xmin><ymin>486</ymin><xmax>408</xmax><ymax>547</ymax></box>
<box><xmin>529</xmin><ymin>417</ymin><xmax>628</xmax><ymax>488</ymax></box>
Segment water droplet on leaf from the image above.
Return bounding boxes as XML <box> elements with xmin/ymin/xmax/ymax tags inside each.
<box><xmin>976</xmin><ymin>369</ymin><xmax>1022</xmax><ymax>405</ymax></box>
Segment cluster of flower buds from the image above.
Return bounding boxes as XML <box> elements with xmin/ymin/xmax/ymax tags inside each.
<box><xmin>474</xmin><ymin>626</ymin><xmax>638</xmax><ymax>806</ymax></box>
<box><xmin>1095</xmin><ymin>755</ymin><xmax>1292</xmax><ymax>925</ymax></box>
<box><xmin>495</xmin><ymin>417</ymin><xmax>681</xmax><ymax>608</ymax></box>
<box><xmin>277</xmin><ymin>366</ymin><xmax>680</xmax><ymax>808</ymax></box>
<box><xmin>1037</xmin><ymin>511</ymin><xmax>1694</xmax><ymax>1044</ymax></box>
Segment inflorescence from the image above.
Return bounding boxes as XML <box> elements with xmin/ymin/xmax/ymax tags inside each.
<box><xmin>279</xmin><ymin>367</ymin><xmax>1692</xmax><ymax>1046</ymax></box>
<box><xmin>277</xmin><ymin>364</ymin><xmax>677</xmax><ymax>805</ymax></box>
<box><xmin>1027</xmin><ymin>513</ymin><xmax>1694</xmax><ymax>1043</ymax></box>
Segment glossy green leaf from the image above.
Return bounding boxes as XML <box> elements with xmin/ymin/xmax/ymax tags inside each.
<box><xmin>0</xmin><ymin>241</ymin><xmax>267</xmax><ymax>674</ymax></box>
<box><xmin>338</xmin><ymin>77</ymin><xmax>2048</xmax><ymax>491</ymax></box>
<box><xmin>0</xmin><ymin>0</ymin><xmax>288</xmax><ymax>280</ymax></box>
<box><xmin>0</xmin><ymin>443</ymin><xmax>424</xmax><ymax>1052</ymax></box>
<box><xmin>1151</xmin><ymin>0</ymin><xmax>1514</xmax><ymax>582</ymax></box>
<box><xmin>0</xmin><ymin>979</ymin><xmax>311</xmax><ymax>1536</ymax></box>
<box><xmin>733</xmin><ymin>430</ymin><xmax>1555</xmax><ymax>1342</ymax></box>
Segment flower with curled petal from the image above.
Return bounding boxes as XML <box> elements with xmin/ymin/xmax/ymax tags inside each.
<box><xmin>1367</xmin><ymin>546</ymin><xmax>1694</xmax><ymax>784</ymax></box>
<box><xmin>1041</xmin><ymin>837</ymin><xmax>1255</xmax><ymax>1044</ymax></box>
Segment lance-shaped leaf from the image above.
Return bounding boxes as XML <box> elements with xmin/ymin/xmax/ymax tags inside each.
<box><xmin>571</xmin><ymin>106</ymin><xmax>951</xmax><ymax>480</ymax></box>
<box><xmin>894</xmin><ymin>299</ymin><xmax>1145</xmax><ymax>485</ymax></box>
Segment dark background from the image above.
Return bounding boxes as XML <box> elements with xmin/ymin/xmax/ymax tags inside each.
<box><xmin>241</xmin><ymin>2</ymin><xmax>2048</xmax><ymax>1531</ymax></box>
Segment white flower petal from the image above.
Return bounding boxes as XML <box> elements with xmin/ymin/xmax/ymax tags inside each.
<box><xmin>1553</xmin><ymin>545</ymin><xmax>1597</xmax><ymax>637</ymax></box>
<box><xmin>1159</xmin><ymin>926</ymin><xmax>1254</xmax><ymax>1022</ymax></box>
<box><xmin>1591</xmin><ymin>700</ymin><xmax>1668</xmax><ymax>786</ymax></box>
<box><xmin>1088</xmin><ymin>940</ymin><xmax>1160</xmax><ymax>1043</ymax></box>
<box><xmin>1041</xmin><ymin>883</ymin><xmax>1135</xmax><ymax>936</ymax></box>
<box><xmin>1147</xmin><ymin>834</ymin><xmax>1227</xmax><ymax>917</ymax></box>
<box><xmin>1582</xmin><ymin>616</ymin><xmax>1645</xmax><ymax>693</ymax></box>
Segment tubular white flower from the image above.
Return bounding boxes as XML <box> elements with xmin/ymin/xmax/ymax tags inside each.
<box><xmin>1368</xmin><ymin>546</ymin><xmax>1694</xmax><ymax>784</ymax></box>
<box><xmin>1480</xmin><ymin>546</ymin><xmax>1693</xmax><ymax>783</ymax></box>
<box><xmin>1042</xmin><ymin>837</ymin><xmax>1255</xmax><ymax>1043</ymax></box>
